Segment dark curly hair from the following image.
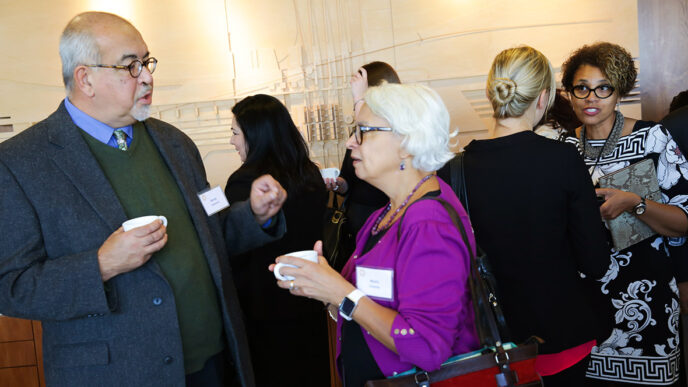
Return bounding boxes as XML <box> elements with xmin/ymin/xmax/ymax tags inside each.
<box><xmin>561</xmin><ymin>42</ymin><xmax>637</xmax><ymax>98</ymax></box>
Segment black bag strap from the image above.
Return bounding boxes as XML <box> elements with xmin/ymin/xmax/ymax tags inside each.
<box><xmin>447</xmin><ymin>153</ymin><xmax>510</xmax><ymax>340</ymax></box>
<box><xmin>330</xmin><ymin>190</ymin><xmax>348</xmax><ymax>212</ymax></box>
<box><xmin>396</xmin><ymin>197</ymin><xmax>518</xmax><ymax>386</ymax></box>
<box><xmin>448</xmin><ymin>153</ymin><xmax>469</xmax><ymax>212</ymax></box>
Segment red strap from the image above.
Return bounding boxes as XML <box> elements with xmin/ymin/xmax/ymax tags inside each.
<box><xmin>535</xmin><ymin>340</ymin><xmax>595</xmax><ymax>376</ymax></box>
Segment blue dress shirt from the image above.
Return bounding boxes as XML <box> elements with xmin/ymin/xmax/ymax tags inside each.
<box><xmin>64</xmin><ymin>98</ymin><xmax>133</xmax><ymax>148</ymax></box>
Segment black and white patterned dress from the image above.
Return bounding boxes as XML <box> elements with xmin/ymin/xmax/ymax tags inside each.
<box><xmin>566</xmin><ymin>120</ymin><xmax>688</xmax><ymax>385</ymax></box>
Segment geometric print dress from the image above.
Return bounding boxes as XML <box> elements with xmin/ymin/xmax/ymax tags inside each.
<box><xmin>566</xmin><ymin>120</ymin><xmax>688</xmax><ymax>385</ymax></box>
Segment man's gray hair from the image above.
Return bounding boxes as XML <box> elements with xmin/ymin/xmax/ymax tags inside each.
<box><xmin>365</xmin><ymin>82</ymin><xmax>456</xmax><ymax>172</ymax></box>
<box><xmin>59</xmin><ymin>20</ymin><xmax>100</xmax><ymax>93</ymax></box>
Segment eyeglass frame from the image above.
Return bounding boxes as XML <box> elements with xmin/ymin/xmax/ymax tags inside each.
<box><xmin>570</xmin><ymin>84</ymin><xmax>616</xmax><ymax>99</ymax></box>
<box><xmin>350</xmin><ymin>125</ymin><xmax>393</xmax><ymax>145</ymax></box>
<box><xmin>84</xmin><ymin>57</ymin><xmax>158</xmax><ymax>78</ymax></box>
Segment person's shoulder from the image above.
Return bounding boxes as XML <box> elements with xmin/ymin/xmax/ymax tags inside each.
<box><xmin>0</xmin><ymin>113</ymin><xmax>58</xmax><ymax>159</ymax></box>
<box><xmin>631</xmin><ymin>119</ymin><xmax>659</xmax><ymax>132</ymax></box>
<box><xmin>144</xmin><ymin>117</ymin><xmax>195</xmax><ymax>147</ymax></box>
<box><xmin>227</xmin><ymin>165</ymin><xmax>260</xmax><ymax>186</ymax></box>
<box><xmin>527</xmin><ymin>131</ymin><xmax>580</xmax><ymax>157</ymax></box>
<box><xmin>403</xmin><ymin>196</ymin><xmax>457</xmax><ymax>226</ymax></box>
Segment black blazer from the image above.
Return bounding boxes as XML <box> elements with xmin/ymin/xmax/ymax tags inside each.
<box><xmin>443</xmin><ymin>131</ymin><xmax>610</xmax><ymax>354</ymax></box>
<box><xmin>224</xmin><ymin>166</ymin><xmax>330</xmax><ymax>386</ymax></box>
<box><xmin>224</xmin><ymin>166</ymin><xmax>328</xmax><ymax>320</ymax></box>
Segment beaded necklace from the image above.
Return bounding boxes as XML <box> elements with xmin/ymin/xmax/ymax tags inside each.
<box><xmin>579</xmin><ymin>110</ymin><xmax>624</xmax><ymax>161</ymax></box>
<box><xmin>371</xmin><ymin>174</ymin><xmax>433</xmax><ymax>235</ymax></box>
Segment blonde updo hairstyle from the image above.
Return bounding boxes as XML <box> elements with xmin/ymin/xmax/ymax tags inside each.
<box><xmin>487</xmin><ymin>46</ymin><xmax>556</xmax><ymax>119</ymax></box>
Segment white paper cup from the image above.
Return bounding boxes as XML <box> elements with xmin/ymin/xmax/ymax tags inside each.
<box><xmin>320</xmin><ymin>168</ymin><xmax>340</xmax><ymax>180</ymax></box>
<box><xmin>274</xmin><ymin>250</ymin><xmax>319</xmax><ymax>281</ymax></box>
<box><xmin>122</xmin><ymin>215</ymin><xmax>168</xmax><ymax>232</ymax></box>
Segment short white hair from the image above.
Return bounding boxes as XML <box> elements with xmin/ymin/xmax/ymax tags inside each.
<box><xmin>364</xmin><ymin>82</ymin><xmax>455</xmax><ymax>172</ymax></box>
<box><xmin>60</xmin><ymin>19</ymin><xmax>100</xmax><ymax>92</ymax></box>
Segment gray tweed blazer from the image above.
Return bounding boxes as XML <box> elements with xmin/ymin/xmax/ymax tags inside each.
<box><xmin>0</xmin><ymin>102</ymin><xmax>283</xmax><ymax>386</ymax></box>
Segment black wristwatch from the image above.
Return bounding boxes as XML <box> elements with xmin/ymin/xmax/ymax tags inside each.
<box><xmin>339</xmin><ymin>289</ymin><xmax>365</xmax><ymax>321</ymax></box>
<box><xmin>633</xmin><ymin>196</ymin><xmax>647</xmax><ymax>215</ymax></box>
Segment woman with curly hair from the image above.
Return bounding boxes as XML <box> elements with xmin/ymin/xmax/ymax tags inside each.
<box><xmin>562</xmin><ymin>42</ymin><xmax>688</xmax><ymax>386</ymax></box>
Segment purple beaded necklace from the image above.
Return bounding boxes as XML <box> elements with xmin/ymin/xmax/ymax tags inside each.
<box><xmin>371</xmin><ymin>174</ymin><xmax>434</xmax><ymax>235</ymax></box>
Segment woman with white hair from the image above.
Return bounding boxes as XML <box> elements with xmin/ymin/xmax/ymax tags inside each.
<box><xmin>271</xmin><ymin>82</ymin><xmax>479</xmax><ymax>386</ymax></box>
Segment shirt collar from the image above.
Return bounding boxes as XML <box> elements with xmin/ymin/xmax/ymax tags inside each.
<box><xmin>64</xmin><ymin>97</ymin><xmax>134</xmax><ymax>143</ymax></box>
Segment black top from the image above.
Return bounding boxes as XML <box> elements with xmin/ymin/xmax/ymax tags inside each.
<box><xmin>224</xmin><ymin>166</ymin><xmax>329</xmax><ymax>386</ymax></box>
<box><xmin>443</xmin><ymin>131</ymin><xmax>609</xmax><ymax>354</ymax></box>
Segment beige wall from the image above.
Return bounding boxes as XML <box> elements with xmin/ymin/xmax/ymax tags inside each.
<box><xmin>0</xmin><ymin>0</ymin><xmax>640</xmax><ymax>188</ymax></box>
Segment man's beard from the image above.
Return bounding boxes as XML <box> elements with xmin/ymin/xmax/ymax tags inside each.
<box><xmin>130</xmin><ymin>104</ymin><xmax>150</xmax><ymax>121</ymax></box>
<box><xmin>130</xmin><ymin>86</ymin><xmax>152</xmax><ymax>121</ymax></box>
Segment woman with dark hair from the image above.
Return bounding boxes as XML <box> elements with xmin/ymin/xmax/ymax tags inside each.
<box><xmin>323</xmin><ymin>61</ymin><xmax>401</xmax><ymax>269</ymax></box>
<box><xmin>534</xmin><ymin>89</ymin><xmax>581</xmax><ymax>141</ymax></box>
<box><xmin>562</xmin><ymin>42</ymin><xmax>688</xmax><ymax>386</ymax></box>
<box><xmin>225</xmin><ymin>94</ymin><xmax>329</xmax><ymax>386</ymax></box>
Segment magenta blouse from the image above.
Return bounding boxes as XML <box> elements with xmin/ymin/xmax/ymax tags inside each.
<box><xmin>337</xmin><ymin>178</ymin><xmax>479</xmax><ymax>377</ymax></box>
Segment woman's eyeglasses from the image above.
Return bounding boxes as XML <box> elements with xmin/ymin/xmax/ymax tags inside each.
<box><xmin>349</xmin><ymin>125</ymin><xmax>393</xmax><ymax>145</ymax></box>
<box><xmin>571</xmin><ymin>84</ymin><xmax>615</xmax><ymax>99</ymax></box>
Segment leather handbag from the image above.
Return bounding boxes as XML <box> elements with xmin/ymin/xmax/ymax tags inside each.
<box><xmin>322</xmin><ymin>192</ymin><xmax>350</xmax><ymax>272</ymax></box>
<box><xmin>365</xmin><ymin>196</ymin><xmax>543</xmax><ymax>386</ymax></box>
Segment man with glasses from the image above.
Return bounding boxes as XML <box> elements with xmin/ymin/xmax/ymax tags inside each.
<box><xmin>0</xmin><ymin>11</ymin><xmax>286</xmax><ymax>387</ymax></box>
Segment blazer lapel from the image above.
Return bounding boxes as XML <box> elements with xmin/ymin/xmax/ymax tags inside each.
<box><xmin>144</xmin><ymin>120</ymin><xmax>224</xmax><ymax>283</ymax></box>
<box><xmin>46</xmin><ymin>103</ymin><xmax>126</xmax><ymax>231</ymax></box>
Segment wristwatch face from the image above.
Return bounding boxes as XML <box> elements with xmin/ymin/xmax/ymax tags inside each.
<box><xmin>634</xmin><ymin>200</ymin><xmax>646</xmax><ymax>215</ymax></box>
<box><xmin>339</xmin><ymin>297</ymin><xmax>356</xmax><ymax>318</ymax></box>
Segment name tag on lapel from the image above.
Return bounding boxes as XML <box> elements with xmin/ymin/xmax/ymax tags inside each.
<box><xmin>356</xmin><ymin>266</ymin><xmax>394</xmax><ymax>301</ymax></box>
<box><xmin>198</xmin><ymin>186</ymin><xmax>230</xmax><ymax>216</ymax></box>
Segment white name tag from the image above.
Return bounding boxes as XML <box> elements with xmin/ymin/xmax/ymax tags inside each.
<box><xmin>356</xmin><ymin>266</ymin><xmax>394</xmax><ymax>301</ymax></box>
<box><xmin>197</xmin><ymin>186</ymin><xmax>230</xmax><ymax>216</ymax></box>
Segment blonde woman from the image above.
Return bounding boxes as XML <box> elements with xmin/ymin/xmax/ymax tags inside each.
<box><xmin>459</xmin><ymin>46</ymin><xmax>609</xmax><ymax>386</ymax></box>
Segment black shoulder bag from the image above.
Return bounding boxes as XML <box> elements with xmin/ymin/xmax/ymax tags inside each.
<box><xmin>365</xmin><ymin>197</ymin><xmax>542</xmax><ymax>387</ymax></box>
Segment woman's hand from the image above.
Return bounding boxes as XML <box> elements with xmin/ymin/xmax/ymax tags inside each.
<box><xmin>324</xmin><ymin>176</ymin><xmax>348</xmax><ymax>194</ymax></box>
<box><xmin>596</xmin><ymin>187</ymin><xmax>640</xmax><ymax>220</ymax></box>
<box><xmin>596</xmin><ymin>187</ymin><xmax>688</xmax><ymax>236</ymax></box>
<box><xmin>269</xmin><ymin>241</ymin><xmax>355</xmax><ymax>305</ymax></box>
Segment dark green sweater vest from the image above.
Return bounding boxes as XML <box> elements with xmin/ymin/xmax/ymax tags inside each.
<box><xmin>81</xmin><ymin>123</ymin><xmax>224</xmax><ymax>374</ymax></box>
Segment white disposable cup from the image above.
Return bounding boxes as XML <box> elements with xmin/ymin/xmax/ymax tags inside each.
<box><xmin>320</xmin><ymin>168</ymin><xmax>340</xmax><ymax>180</ymax></box>
<box><xmin>274</xmin><ymin>250</ymin><xmax>319</xmax><ymax>281</ymax></box>
<box><xmin>122</xmin><ymin>215</ymin><xmax>168</xmax><ymax>232</ymax></box>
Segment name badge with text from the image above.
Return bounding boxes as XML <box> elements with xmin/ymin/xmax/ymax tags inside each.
<box><xmin>198</xmin><ymin>186</ymin><xmax>230</xmax><ymax>216</ymax></box>
<box><xmin>356</xmin><ymin>266</ymin><xmax>394</xmax><ymax>301</ymax></box>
